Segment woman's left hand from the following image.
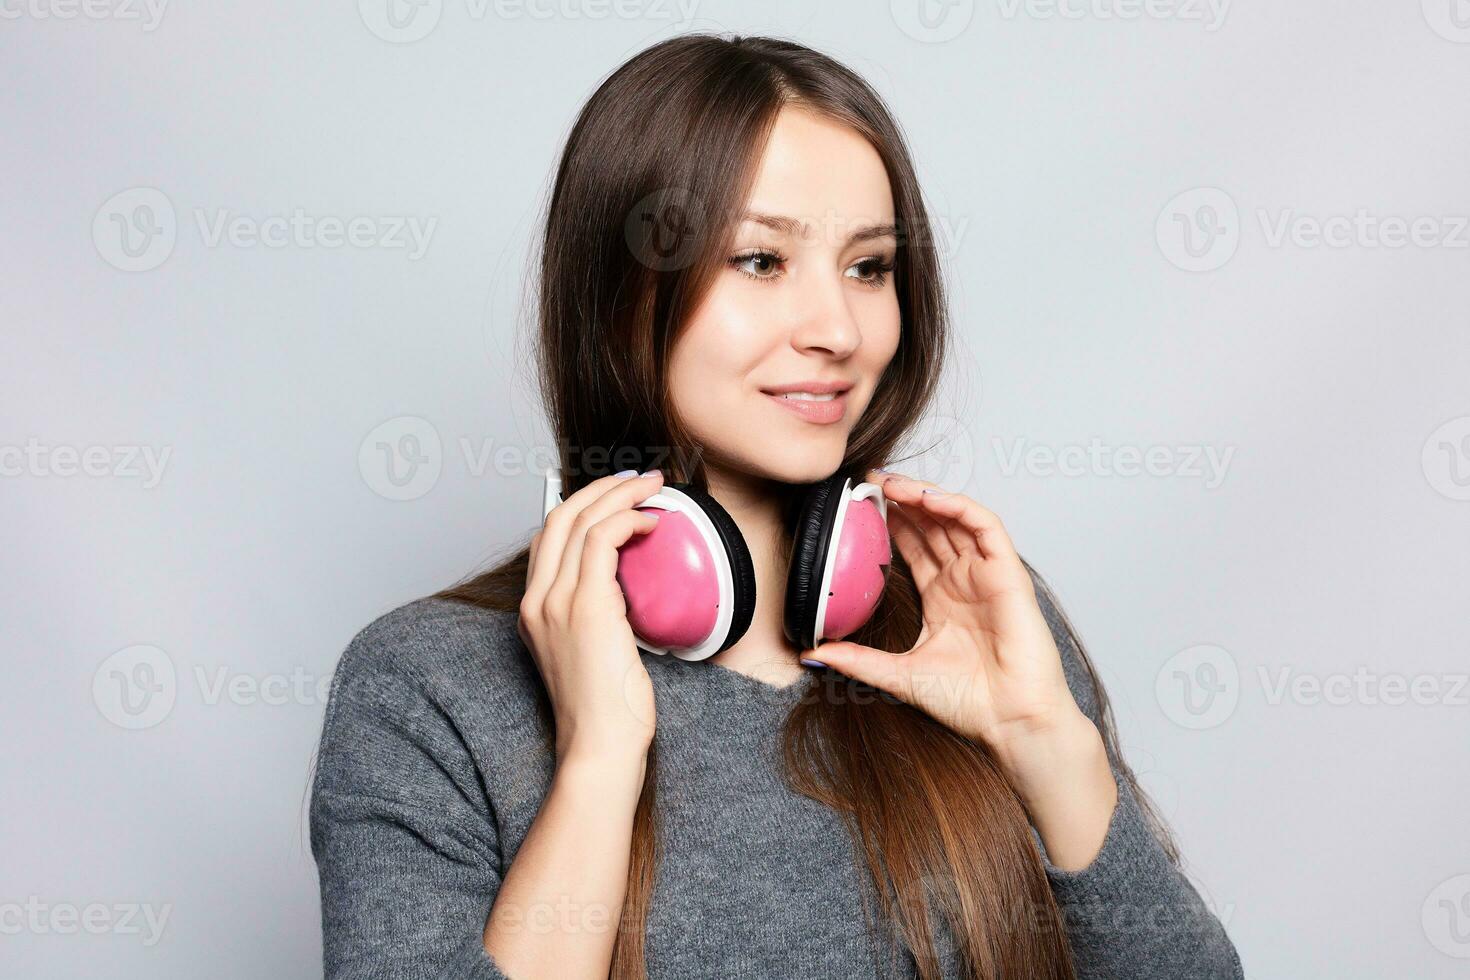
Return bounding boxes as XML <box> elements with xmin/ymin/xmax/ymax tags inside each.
<box><xmin>805</xmin><ymin>470</ymin><xmax>1119</xmax><ymax>869</ymax></box>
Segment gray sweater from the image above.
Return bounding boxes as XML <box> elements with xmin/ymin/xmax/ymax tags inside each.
<box><xmin>310</xmin><ymin>580</ymin><xmax>1244</xmax><ymax>979</ymax></box>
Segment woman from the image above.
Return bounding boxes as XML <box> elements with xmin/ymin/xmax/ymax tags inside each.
<box><xmin>310</xmin><ymin>33</ymin><xmax>1243</xmax><ymax>980</ymax></box>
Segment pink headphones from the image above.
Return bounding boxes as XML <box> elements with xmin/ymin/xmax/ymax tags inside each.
<box><xmin>542</xmin><ymin>467</ymin><xmax>893</xmax><ymax>661</ymax></box>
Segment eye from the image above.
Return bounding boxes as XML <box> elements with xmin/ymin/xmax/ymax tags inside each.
<box><xmin>846</xmin><ymin>254</ymin><xmax>896</xmax><ymax>289</ymax></box>
<box><xmin>727</xmin><ymin>248</ymin><xmax>786</xmax><ymax>283</ymax></box>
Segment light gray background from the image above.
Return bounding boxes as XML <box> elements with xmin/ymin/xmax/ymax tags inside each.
<box><xmin>4</xmin><ymin>2</ymin><xmax>1468</xmax><ymax>977</ymax></box>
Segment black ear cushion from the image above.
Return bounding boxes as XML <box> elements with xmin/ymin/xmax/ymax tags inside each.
<box><xmin>783</xmin><ymin>474</ymin><xmax>849</xmax><ymax>650</ymax></box>
<box><xmin>663</xmin><ymin>482</ymin><xmax>756</xmax><ymax>654</ymax></box>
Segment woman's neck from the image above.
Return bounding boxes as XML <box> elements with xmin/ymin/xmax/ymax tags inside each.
<box><xmin>701</xmin><ymin>464</ymin><xmax>808</xmax><ymax>687</ymax></box>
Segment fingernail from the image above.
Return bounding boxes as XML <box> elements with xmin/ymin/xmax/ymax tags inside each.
<box><xmin>922</xmin><ymin>488</ymin><xmax>943</xmax><ymax>495</ymax></box>
<box><xmin>799</xmin><ymin>658</ymin><xmax>826</xmax><ymax>669</ymax></box>
<box><xmin>640</xmin><ymin>468</ymin><xmax>662</xmax><ymax>478</ymax></box>
<box><xmin>614</xmin><ymin>469</ymin><xmax>638</xmax><ymax>478</ymax></box>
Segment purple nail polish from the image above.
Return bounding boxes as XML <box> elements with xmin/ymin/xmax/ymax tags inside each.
<box><xmin>799</xmin><ymin>658</ymin><xmax>826</xmax><ymax>669</ymax></box>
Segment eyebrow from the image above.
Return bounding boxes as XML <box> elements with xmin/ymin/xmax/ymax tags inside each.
<box><xmin>739</xmin><ymin>210</ymin><xmax>899</xmax><ymax>246</ymax></box>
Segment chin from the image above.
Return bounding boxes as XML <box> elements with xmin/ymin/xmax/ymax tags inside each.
<box><xmin>744</xmin><ymin>439</ymin><xmax>849</xmax><ymax>485</ymax></box>
<box><xmin>692</xmin><ymin>406</ymin><xmax>856</xmax><ymax>486</ymax></box>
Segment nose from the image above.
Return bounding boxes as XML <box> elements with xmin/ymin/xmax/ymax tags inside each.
<box><xmin>788</xmin><ymin>273</ymin><xmax>862</xmax><ymax>359</ymax></box>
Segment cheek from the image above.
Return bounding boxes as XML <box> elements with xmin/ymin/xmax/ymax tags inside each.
<box><xmin>674</xmin><ymin>288</ymin><xmax>772</xmax><ymax>383</ymax></box>
<box><xmin>847</xmin><ymin>295</ymin><xmax>901</xmax><ymax>417</ymax></box>
<box><xmin>669</xmin><ymin>298</ymin><xmax>767</xmax><ymax>416</ymax></box>
<box><xmin>860</xmin><ymin>292</ymin><xmax>902</xmax><ymax>365</ymax></box>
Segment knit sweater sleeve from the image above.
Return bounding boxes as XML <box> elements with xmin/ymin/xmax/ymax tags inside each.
<box><xmin>308</xmin><ymin>608</ymin><xmax>513</xmax><ymax>980</ymax></box>
<box><xmin>1029</xmin><ymin>569</ymin><xmax>1245</xmax><ymax>980</ymax></box>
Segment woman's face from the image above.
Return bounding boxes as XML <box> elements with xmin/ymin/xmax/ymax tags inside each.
<box><xmin>668</xmin><ymin>106</ymin><xmax>901</xmax><ymax>486</ymax></box>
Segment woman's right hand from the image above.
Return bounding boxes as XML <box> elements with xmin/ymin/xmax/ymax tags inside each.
<box><xmin>519</xmin><ymin>468</ymin><xmax>665</xmax><ymax>764</ymax></box>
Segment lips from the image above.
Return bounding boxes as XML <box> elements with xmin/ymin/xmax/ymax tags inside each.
<box><xmin>760</xmin><ymin>381</ymin><xmax>853</xmax><ymax>425</ymax></box>
<box><xmin>760</xmin><ymin>380</ymin><xmax>854</xmax><ymax>396</ymax></box>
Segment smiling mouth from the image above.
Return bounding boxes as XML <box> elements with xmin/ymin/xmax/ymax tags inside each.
<box><xmin>772</xmin><ymin>391</ymin><xmax>838</xmax><ymax>401</ymax></box>
<box><xmin>761</xmin><ymin>389</ymin><xmax>850</xmax><ymax>424</ymax></box>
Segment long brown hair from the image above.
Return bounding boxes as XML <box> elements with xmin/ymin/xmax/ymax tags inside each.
<box><xmin>438</xmin><ymin>32</ymin><xmax>1176</xmax><ymax>980</ymax></box>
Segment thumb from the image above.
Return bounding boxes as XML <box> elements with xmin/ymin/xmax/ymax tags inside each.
<box><xmin>802</xmin><ymin>641</ymin><xmax>913</xmax><ymax>703</ymax></box>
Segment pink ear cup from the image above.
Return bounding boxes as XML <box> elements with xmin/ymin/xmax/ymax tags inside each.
<box><xmin>616</xmin><ymin>506</ymin><xmax>721</xmax><ymax>650</ymax></box>
<box><xmin>820</xmin><ymin>498</ymin><xmax>892</xmax><ymax>641</ymax></box>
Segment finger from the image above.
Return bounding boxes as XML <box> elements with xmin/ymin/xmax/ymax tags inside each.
<box><xmin>804</xmin><ymin>640</ymin><xmax>916</xmax><ymax>705</ymax></box>
<box><xmin>546</xmin><ymin>472</ymin><xmax>665</xmax><ymax>611</ymax></box>
<box><xmin>870</xmin><ymin>469</ymin><xmax>966</xmax><ymax>559</ymax></box>
<box><xmin>885</xmin><ymin>503</ymin><xmax>940</xmax><ymax>591</ymax></box>
<box><xmin>529</xmin><ymin>470</ymin><xmax>658</xmax><ymax>603</ymax></box>
<box><xmin>552</xmin><ymin>472</ymin><xmax>664</xmax><ymax>599</ymax></box>
<box><xmin>529</xmin><ymin>472</ymin><xmax>628</xmax><ymax>602</ymax></box>
<box><xmin>526</xmin><ymin>529</ymin><xmax>542</xmax><ymax>589</ymax></box>
<box><xmin>867</xmin><ymin>471</ymin><xmax>947</xmax><ymax>574</ymax></box>
<box><xmin>574</xmin><ymin>508</ymin><xmax>662</xmax><ymax>607</ymax></box>
<box><xmin>907</xmin><ymin>484</ymin><xmax>1018</xmax><ymax>562</ymax></box>
<box><xmin>878</xmin><ymin>474</ymin><xmax>975</xmax><ymax>555</ymax></box>
<box><xmin>889</xmin><ymin>490</ymin><xmax>959</xmax><ymax>562</ymax></box>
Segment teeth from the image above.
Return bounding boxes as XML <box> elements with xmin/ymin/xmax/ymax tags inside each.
<box><xmin>779</xmin><ymin>392</ymin><xmax>837</xmax><ymax>401</ymax></box>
